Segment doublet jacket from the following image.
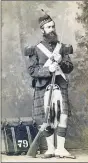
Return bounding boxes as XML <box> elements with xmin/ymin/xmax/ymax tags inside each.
<box><xmin>24</xmin><ymin>38</ymin><xmax>73</xmax><ymax>88</ymax></box>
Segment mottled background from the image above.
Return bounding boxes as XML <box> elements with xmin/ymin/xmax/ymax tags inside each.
<box><xmin>1</xmin><ymin>1</ymin><xmax>88</xmax><ymax>149</ymax></box>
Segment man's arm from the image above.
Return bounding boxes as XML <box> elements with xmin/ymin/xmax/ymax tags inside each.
<box><xmin>59</xmin><ymin>44</ymin><xmax>74</xmax><ymax>74</ymax></box>
<box><xmin>24</xmin><ymin>46</ymin><xmax>51</xmax><ymax>78</ymax></box>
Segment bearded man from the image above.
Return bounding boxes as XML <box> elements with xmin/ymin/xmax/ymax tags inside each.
<box><xmin>24</xmin><ymin>12</ymin><xmax>74</xmax><ymax>158</ymax></box>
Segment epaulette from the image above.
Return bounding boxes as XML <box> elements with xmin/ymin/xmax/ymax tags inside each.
<box><xmin>24</xmin><ymin>45</ymin><xmax>35</xmax><ymax>57</ymax></box>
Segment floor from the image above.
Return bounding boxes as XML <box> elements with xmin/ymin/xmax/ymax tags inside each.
<box><xmin>1</xmin><ymin>149</ymin><xmax>88</xmax><ymax>162</ymax></box>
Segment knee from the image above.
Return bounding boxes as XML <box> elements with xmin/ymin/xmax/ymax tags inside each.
<box><xmin>58</xmin><ymin>114</ymin><xmax>68</xmax><ymax>128</ymax></box>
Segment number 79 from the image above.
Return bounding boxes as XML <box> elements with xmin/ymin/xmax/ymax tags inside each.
<box><xmin>17</xmin><ymin>140</ymin><xmax>28</xmax><ymax>148</ymax></box>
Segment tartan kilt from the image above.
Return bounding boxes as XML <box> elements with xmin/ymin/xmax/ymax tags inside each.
<box><xmin>32</xmin><ymin>86</ymin><xmax>46</xmax><ymax>125</ymax></box>
<box><xmin>32</xmin><ymin>85</ymin><xmax>70</xmax><ymax>125</ymax></box>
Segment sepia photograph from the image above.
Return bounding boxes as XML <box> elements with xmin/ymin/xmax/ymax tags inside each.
<box><xmin>1</xmin><ymin>1</ymin><xmax>88</xmax><ymax>162</ymax></box>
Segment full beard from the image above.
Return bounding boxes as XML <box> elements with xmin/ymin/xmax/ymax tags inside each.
<box><xmin>43</xmin><ymin>31</ymin><xmax>58</xmax><ymax>43</ymax></box>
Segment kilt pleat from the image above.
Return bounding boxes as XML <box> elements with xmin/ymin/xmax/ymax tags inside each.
<box><xmin>32</xmin><ymin>87</ymin><xmax>46</xmax><ymax>121</ymax></box>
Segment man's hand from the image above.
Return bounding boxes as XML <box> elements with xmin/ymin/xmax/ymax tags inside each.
<box><xmin>50</xmin><ymin>56</ymin><xmax>55</xmax><ymax>62</ymax></box>
<box><xmin>39</xmin><ymin>123</ymin><xmax>48</xmax><ymax>132</ymax></box>
<box><xmin>49</xmin><ymin>62</ymin><xmax>58</xmax><ymax>72</ymax></box>
<box><xmin>53</xmin><ymin>53</ymin><xmax>62</xmax><ymax>63</ymax></box>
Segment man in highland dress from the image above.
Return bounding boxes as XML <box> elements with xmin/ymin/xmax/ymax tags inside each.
<box><xmin>25</xmin><ymin>11</ymin><xmax>74</xmax><ymax>158</ymax></box>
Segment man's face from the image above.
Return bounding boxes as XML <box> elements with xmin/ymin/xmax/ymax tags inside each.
<box><xmin>41</xmin><ymin>21</ymin><xmax>57</xmax><ymax>42</ymax></box>
<box><xmin>43</xmin><ymin>21</ymin><xmax>55</xmax><ymax>35</ymax></box>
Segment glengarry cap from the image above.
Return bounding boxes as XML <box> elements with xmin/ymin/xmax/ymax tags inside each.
<box><xmin>38</xmin><ymin>9</ymin><xmax>53</xmax><ymax>28</ymax></box>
